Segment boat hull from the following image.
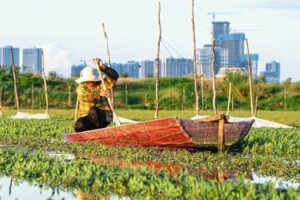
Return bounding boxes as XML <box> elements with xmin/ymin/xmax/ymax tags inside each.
<box><xmin>64</xmin><ymin>117</ymin><xmax>254</xmax><ymax>149</ymax></box>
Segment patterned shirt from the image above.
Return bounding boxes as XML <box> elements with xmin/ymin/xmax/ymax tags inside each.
<box><xmin>77</xmin><ymin>76</ymin><xmax>116</xmax><ymax>118</ymax></box>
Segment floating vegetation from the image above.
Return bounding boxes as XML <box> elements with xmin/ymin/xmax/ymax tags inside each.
<box><xmin>0</xmin><ymin>112</ymin><xmax>299</xmax><ymax>199</ymax></box>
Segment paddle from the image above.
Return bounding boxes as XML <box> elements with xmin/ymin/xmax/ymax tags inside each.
<box><xmin>94</xmin><ymin>59</ymin><xmax>121</xmax><ymax>126</ymax></box>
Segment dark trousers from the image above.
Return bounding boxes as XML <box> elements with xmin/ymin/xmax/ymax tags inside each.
<box><xmin>75</xmin><ymin>107</ymin><xmax>112</xmax><ymax>132</ymax></box>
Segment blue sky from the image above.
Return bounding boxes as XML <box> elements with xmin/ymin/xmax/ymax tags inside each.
<box><xmin>0</xmin><ymin>0</ymin><xmax>299</xmax><ymax>81</ymax></box>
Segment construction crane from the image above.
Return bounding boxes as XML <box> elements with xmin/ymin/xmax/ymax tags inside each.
<box><xmin>207</xmin><ymin>11</ymin><xmax>242</xmax><ymax>41</ymax></box>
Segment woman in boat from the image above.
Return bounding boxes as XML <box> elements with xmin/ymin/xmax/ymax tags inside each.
<box><xmin>74</xmin><ymin>58</ymin><xmax>119</xmax><ymax>132</ymax></box>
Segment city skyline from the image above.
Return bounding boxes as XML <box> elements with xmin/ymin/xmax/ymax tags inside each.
<box><xmin>1</xmin><ymin>0</ymin><xmax>299</xmax><ymax>81</ymax></box>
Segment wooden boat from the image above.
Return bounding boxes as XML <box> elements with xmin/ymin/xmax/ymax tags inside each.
<box><xmin>64</xmin><ymin>115</ymin><xmax>255</xmax><ymax>150</ymax></box>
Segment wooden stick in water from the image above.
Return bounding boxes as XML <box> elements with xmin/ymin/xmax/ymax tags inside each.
<box><xmin>192</xmin><ymin>0</ymin><xmax>199</xmax><ymax>116</ymax></box>
<box><xmin>10</xmin><ymin>47</ymin><xmax>19</xmax><ymax>113</ymax></box>
<box><xmin>226</xmin><ymin>82</ymin><xmax>232</xmax><ymax>115</ymax></box>
<box><xmin>211</xmin><ymin>40</ymin><xmax>217</xmax><ymax>115</ymax></box>
<box><xmin>245</xmin><ymin>38</ymin><xmax>254</xmax><ymax>117</ymax></box>
<box><xmin>41</xmin><ymin>49</ymin><xmax>49</xmax><ymax>114</ymax></box>
<box><xmin>154</xmin><ymin>1</ymin><xmax>162</xmax><ymax>119</ymax></box>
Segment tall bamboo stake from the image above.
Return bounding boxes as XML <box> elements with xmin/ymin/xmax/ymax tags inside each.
<box><xmin>211</xmin><ymin>40</ymin><xmax>217</xmax><ymax>114</ymax></box>
<box><xmin>192</xmin><ymin>0</ymin><xmax>199</xmax><ymax>116</ymax></box>
<box><xmin>245</xmin><ymin>39</ymin><xmax>254</xmax><ymax>116</ymax></box>
<box><xmin>31</xmin><ymin>83</ymin><xmax>34</xmax><ymax>110</ymax></box>
<box><xmin>10</xmin><ymin>47</ymin><xmax>19</xmax><ymax>112</ymax></box>
<box><xmin>102</xmin><ymin>23</ymin><xmax>115</xmax><ymax>109</ymax></box>
<box><xmin>154</xmin><ymin>1</ymin><xmax>161</xmax><ymax>119</ymax></box>
<box><xmin>41</xmin><ymin>49</ymin><xmax>49</xmax><ymax>114</ymax></box>
<box><xmin>226</xmin><ymin>82</ymin><xmax>232</xmax><ymax>115</ymax></box>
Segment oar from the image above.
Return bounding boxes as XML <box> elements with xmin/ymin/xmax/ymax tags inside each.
<box><xmin>95</xmin><ymin>59</ymin><xmax>121</xmax><ymax>126</ymax></box>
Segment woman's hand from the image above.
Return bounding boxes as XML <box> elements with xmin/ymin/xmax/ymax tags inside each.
<box><xmin>100</xmin><ymin>89</ymin><xmax>111</xmax><ymax>97</ymax></box>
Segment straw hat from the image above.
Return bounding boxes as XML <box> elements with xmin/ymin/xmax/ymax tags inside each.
<box><xmin>75</xmin><ymin>66</ymin><xmax>100</xmax><ymax>83</ymax></box>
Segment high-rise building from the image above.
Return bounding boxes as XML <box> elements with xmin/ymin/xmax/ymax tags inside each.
<box><xmin>0</xmin><ymin>46</ymin><xmax>20</xmax><ymax>73</ymax></box>
<box><xmin>197</xmin><ymin>45</ymin><xmax>228</xmax><ymax>79</ymax></box>
<box><xmin>139</xmin><ymin>60</ymin><xmax>154</xmax><ymax>78</ymax></box>
<box><xmin>212</xmin><ymin>21</ymin><xmax>230</xmax><ymax>40</ymax></box>
<box><xmin>239</xmin><ymin>54</ymin><xmax>259</xmax><ymax>77</ymax></box>
<box><xmin>261</xmin><ymin>61</ymin><xmax>280</xmax><ymax>83</ymax></box>
<box><xmin>217</xmin><ymin>33</ymin><xmax>245</xmax><ymax>67</ymax></box>
<box><xmin>22</xmin><ymin>47</ymin><xmax>42</xmax><ymax>76</ymax></box>
<box><xmin>160</xmin><ymin>57</ymin><xmax>193</xmax><ymax>77</ymax></box>
<box><xmin>71</xmin><ymin>61</ymin><xmax>88</xmax><ymax>77</ymax></box>
<box><xmin>111</xmin><ymin>61</ymin><xmax>140</xmax><ymax>78</ymax></box>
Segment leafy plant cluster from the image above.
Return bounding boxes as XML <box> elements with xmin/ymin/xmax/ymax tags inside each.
<box><xmin>0</xmin><ymin>111</ymin><xmax>299</xmax><ymax>198</ymax></box>
<box><xmin>0</xmin><ymin>149</ymin><xmax>299</xmax><ymax>199</ymax></box>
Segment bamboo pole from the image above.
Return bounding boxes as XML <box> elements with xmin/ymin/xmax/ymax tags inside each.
<box><xmin>41</xmin><ymin>49</ymin><xmax>49</xmax><ymax>114</ymax></box>
<box><xmin>192</xmin><ymin>0</ymin><xmax>199</xmax><ymax>116</ymax></box>
<box><xmin>226</xmin><ymin>82</ymin><xmax>232</xmax><ymax>115</ymax></box>
<box><xmin>154</xmin><ymin>1</ymin><xmax>161</xmax><ymax>119</ymax></box>
<box><xmin>10</xmin><ymin>47</ymin><xmax>19</xmax><ymax>112</ymax></box>
<box><xmin>96</xmin><ymin>59</ymin><xmax>121</xmax><ymax>126</ymax></box>
<box><xmin>31</xmin><ymin>83</ymin><xmax>34</xmax><ymax>110</ymax></box>
<box><xmin>211</xmin><ymin>40</ymin><xmax>217</xmax><ymax>115</ymax></box>
<box><xmin>245</xmin><ymin>39</ymin><xmax>254</xmax><ymax>117</ymax></box>
<box><xmin>102</xmin><ymin>23</ymin><xmax>115</xmax><ymax>110</ymax></box>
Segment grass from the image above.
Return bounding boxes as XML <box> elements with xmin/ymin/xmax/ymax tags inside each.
<box><xmin>1</xmin><ymin>107</ymin><xmax>300</xmax><ymax>126</ymax></box>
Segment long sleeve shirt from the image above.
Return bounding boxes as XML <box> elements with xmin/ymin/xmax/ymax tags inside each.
<box><xmin>76</xmin><ymin>67</ymin><xmax>119</xmax><ymax>118</ymax></box>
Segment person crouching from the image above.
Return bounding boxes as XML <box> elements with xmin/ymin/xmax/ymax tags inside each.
<box><xmin>74</xmin><ymin>59</ymin><xmax>119</xmax><ymax>132</ymax></box>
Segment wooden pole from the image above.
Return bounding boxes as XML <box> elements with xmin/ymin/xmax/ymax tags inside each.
<box><xmin>41</xmin><ymin>49</ymin><xmax>49</xmax><ymax>114</ymax></box>
<box><xmin>10</xmin><ymin>47</ymin><xmax>19</xmax><ymax>112</ymax></box>
<box><xmin>218</xmin><ymin>114</ymin><xmax>225</xmax><ymax>151</ymax></box>
<box><xmin>31</xmin><ymin>83</ymin><xmax>34</xmax><ymax>110</ymax></box>
<box><xmin>96</xmin><ymin>60</ymin><xmax>121</xmax><ymax>126</ymax></box>
<box><xmin>245</xmin><ymin>38</ymin><xmax>254</xmax><ymax>117</ymax></box>
<box><xmin>102</xmin><ymin>23</ymin><xmax>115</xmax><ymax>110</ymax></box>
<box><xmin>154</xmin><ymin>1</ymin><xmax>161</xmax><ymax>119</ymax></box>
<box><xmin>125</xmin><ymin>82</ymin><xmax>128</xmax><ymax>109</ymax></box>
<box><xmin>211</xmin><ymin>40</ymin><xmax>217</xmax><ymax>115</ymax></box>
<box><xmin>192</xmin><ymin>0</ymin><xmax>199</xmax><ymax>116</ymax></box>
<box><xmin>226</xmin><ymin>82</ymin><xmax>232</xmax><ymax>115</ymax></box>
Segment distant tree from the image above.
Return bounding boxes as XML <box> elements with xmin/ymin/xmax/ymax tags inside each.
<box><xmin>48</xmin><ymin>71</ymin><xmax>61</xmax><ymax>80</ymax></box>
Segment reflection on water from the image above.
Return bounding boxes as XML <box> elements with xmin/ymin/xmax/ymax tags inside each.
<box><xmin>0</xmin><ymin>176</ymin><xmax>74</xmax><ymax>200</ymax></box>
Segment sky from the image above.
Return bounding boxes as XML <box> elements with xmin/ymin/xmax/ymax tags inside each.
<box><xmin>0</xmin><ymin>0</ymin><xmax>299</xmax><ymax>81</ymax></box>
